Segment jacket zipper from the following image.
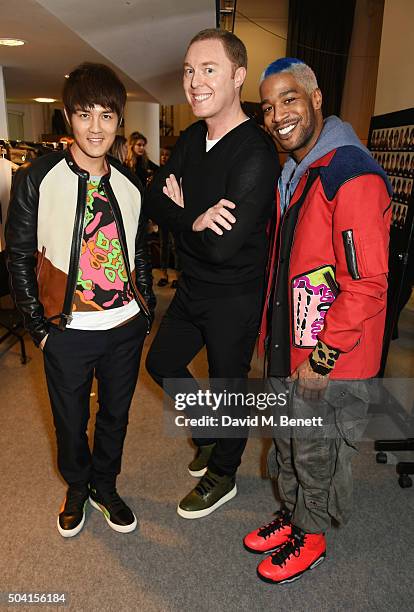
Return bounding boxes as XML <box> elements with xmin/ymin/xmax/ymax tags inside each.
<box><xmin>342</xmin><ymin>229</ymin><xmax>360</xmax><ymax>280</ymax></box>
<box><xmin>36</xmin><ymin>246</ymin><xmax>46</xmax><ymax>281</ymax></box>
<box><xmin>323</xmin><ymin>269</ymin><xmax>339</xmax><ymax>296</ymax></box>
<box><xmin>328</xmin><ymin>171</ymin><xmax>390</xmax><ymax>199</ymax></box>
<box><xmin>60</xmin><ymin>176</ymin><xmax>87</xmax><ymax>327</ymax></box>
<box><xmin>273</xmin><ymin>170</ymin><xmax>312</xmax><ymax>314</ymax></box>
<box><xmin>102</xmin><ymin>182</ymin><xmax>151</xmax><ymax>333</ymax></box>
<box><xmin>269</xmin><ymin>168</ymin><xmax>322</xmax><ymax>358</ymax></box>
<box><xmin>265</xmin><ymin>174</ymin><xmax>308</xmax><ymax>351</ymax></box>
<box><xmin>59</xmin><ymin>174</ymin><xmax>150</xmax><ymax>332</ymax></box>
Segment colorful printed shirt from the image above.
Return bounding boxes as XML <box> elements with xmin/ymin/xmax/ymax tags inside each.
<box><xmin>72</xmin><ymin>177</ymin><xmax>135</xmax><ymax>315</ymax></box>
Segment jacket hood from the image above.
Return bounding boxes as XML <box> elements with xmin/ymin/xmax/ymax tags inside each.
<box><xmin>279</xmin><ymin>115</ymin><xmax>369</xmax><ymax>213</ymax></box>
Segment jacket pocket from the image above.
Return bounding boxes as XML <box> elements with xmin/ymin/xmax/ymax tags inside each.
<box><xmin>357</xmin><ymin>230</ymin><xmax>389</xmax><ymax>277</ymax></box>
<box><xmin>291</xmin><ymin>265</ymin><xmax>338</xmax><ymax>348</ymax></box>
<box><xmin>342</xmin><ymin>228</ymin><xmax>389</xmax><ymax>279</ymax></box>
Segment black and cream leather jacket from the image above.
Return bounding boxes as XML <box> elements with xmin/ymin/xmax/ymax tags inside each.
<box><xmin>6</xmin><ymin>149</ymin><xmax>155</xmax><ymax>346</ymax></box>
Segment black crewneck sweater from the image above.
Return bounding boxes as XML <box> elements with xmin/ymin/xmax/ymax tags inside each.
<box><xmin>145</xmin><ymin>119</ymin><xmax>279</xmax><ymax>295</ymax></box>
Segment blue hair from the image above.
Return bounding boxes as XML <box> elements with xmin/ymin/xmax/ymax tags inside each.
<box><xmin>261</xmin><ymin>57</ymin><xmax>304</xmax><ymax>81</ymax></box>
<box><xmin>260</xmin><ymin>57</ymin><xmax>318</xmax><ymax>93</ymax></box>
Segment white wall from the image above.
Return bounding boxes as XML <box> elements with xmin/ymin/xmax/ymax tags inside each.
<box><xmin>375</xmin><ymin>0</ymin><xmax>414</xmax><ymax>115</ymax></box>
<box><xmin>234</xmin><ymin>19</ymin><xmax>287</xmax><ymax>103</ymax></box>
<box><xmin>173</xmin><ymin>103</ymin><xmax>195</xmax><ymax>136</ymax></box>
<box><xmin>124</xmin><ymin>101</ymin><xmax>160</xmax><ymax>164</ymax></box>
<box><xmin>6</xmin><ymin>103</ymin><xmax>46</xmax><ymax>141</ymax></box>
<box><xmin>340</xmin><ymin>0</ymin><xmax>384</xmax><ymax>142</ymax></box>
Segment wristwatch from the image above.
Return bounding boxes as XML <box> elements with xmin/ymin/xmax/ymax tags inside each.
<box><xmin>308</xmin><ymin>356</ymin><xmax>332</xmax><ymax>376</ymax></box>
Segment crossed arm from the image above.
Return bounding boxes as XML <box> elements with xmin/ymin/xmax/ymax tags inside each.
<box><xmin>163</xmin><ymin>173</ymin><xmax>236</xmax><ymax>236</ymax></box>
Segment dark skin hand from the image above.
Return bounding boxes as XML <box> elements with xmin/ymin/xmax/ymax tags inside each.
<box><xmin>289</xmin><ymin>358</ymin><xmax>330</xmax><ymax>401</ymax></box>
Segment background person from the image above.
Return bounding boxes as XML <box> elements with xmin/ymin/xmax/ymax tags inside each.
<box><xmin>157</xmin><ymin>146</ymin><xmax>180</xmax><ymax>288</ymax></box>
<box><xmin>109</xmin><ymin>134</ymin><xmax>128</xmax><ymax>163</ymax></box>
<box><xmin>126</xmin><ymin>131</ymin><xmax>159</xmax><ymax>187</ymax></box>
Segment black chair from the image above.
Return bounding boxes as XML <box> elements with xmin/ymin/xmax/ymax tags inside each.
<box><xmin>374</xmin><ymin>207</ymin><xmax>414</xmax><ymax>488</ymax></box>
<box><xmin>375</xmin><ymin>438</ymin><xmax>414</xmax><ymax>488</ymax></box>
<box><xmin>0</xmin><ymin>251</ymin><xmax>27</xmax><ymax>364</ymax></box>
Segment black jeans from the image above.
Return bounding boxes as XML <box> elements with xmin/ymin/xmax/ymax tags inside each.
<box><xmin>43</xmin><ymin>313</ymin><xmax>147</xmax><ymax>490</ymax></box>
<box><xmin>146</xmin><ymin>284</ymin><xmax>262</xmax><ymax>476</ymax></box>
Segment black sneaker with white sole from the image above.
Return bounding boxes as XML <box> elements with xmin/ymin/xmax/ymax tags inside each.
<box><xmin>89</xmin><ymin>488</ymin><xmax>137</xmax><ymax>533</ymax></box>
<box><xmin>57</xmin><ymin>485</ymin><xmax>89</xmax><ymax>538</ymax></box>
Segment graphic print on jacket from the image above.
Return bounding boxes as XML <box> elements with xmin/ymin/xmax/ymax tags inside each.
<box><xmin>292</xmin><ymin>265</ymin><xmax>339</xmax><ymax>348</ymax></box>
<box><xmin>73</xmin><ymin>179</ymin><xmax>134</xmax><ymax>312</ymax></box>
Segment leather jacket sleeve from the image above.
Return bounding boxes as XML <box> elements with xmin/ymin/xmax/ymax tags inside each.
<box><xmin>135</xmin><ymin>208</ymin><xmax>156</xmax><ymax>315</ymax></box>
<box><xmin>5</xmin><ymin>165</ymin><xmax>49</xmax><ymax>346</ymax></box>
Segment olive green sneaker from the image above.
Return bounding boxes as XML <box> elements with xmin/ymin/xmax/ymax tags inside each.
<box><xmin>177</xmin><ymin>469</ymin><xmax>237</xmax><ymax>519</ymax></box>
<box><xmin>188</xmin><ymin>443</ymin><xmax>216</xmax><ymax>477</ymax></box>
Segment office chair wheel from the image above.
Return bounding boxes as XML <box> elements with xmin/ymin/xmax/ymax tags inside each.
<box><xmin>376</xmin><ymin>452</ymin><xmax>388</xmax><ymax>464</ymax></box>
<box><xmin>398</xmin><ymin>475</ymin><xmax>412</xmax><ymax>488</ymax></box>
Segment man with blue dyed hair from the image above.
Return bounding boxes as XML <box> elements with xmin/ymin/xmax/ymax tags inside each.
<box><xmin>243</xmin><ymin>58</ymin><xmax>392</xmax><ymax>584</ymax></box>
<box><xmin>261</xmin><ymin>57</ymin><xmax>318</xmax><ymax>93</ymax></box>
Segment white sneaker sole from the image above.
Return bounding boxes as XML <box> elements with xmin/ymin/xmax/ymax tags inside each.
<box><xmin>177</xmin><ymin>484</ymin><xmax>237</xmax><ymax>519</ymax></box>
<box><xmin>277</xmin><ymin>554</ymin><xmax>326</xmax><ymax>584</ymax></box>
<box><xmin>89</xmin><ymin>497</ymin><xmax>137</xmax><ymax>533</ymax></box>
<box><xmin>188</xmin><ymin>466</ymin><xmax>208</xmax><ymax>478</ymax></box>
<box><xmin>57</xmin><ymin>512</ymin><xmax>85</xmax><ymax>538</ymax></box>
<box><xmin>259</xmin><ymin>552</ymin><xmax>326</xmax><ymax>584</ymax></box>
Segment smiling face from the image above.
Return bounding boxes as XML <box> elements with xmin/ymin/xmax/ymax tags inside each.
<box><xmin>260</xmin><ymin>72</ymin><xmax>323</xmax><ymax>162</ymax></box>
<box><xmin>66</xmin><ymin>104</ymin><xmax>118</xmax><ymax>171</ymax></box>
<box><xmin>183</xmin><ymin>38</ymin><xmax>245</xmax><ymax>122</ymax></box>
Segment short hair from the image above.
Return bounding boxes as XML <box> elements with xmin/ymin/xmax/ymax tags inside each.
<box><xmin>188</xmin><ymin>28</ymin><xmax>247</xmax><ymax>70</ymax></box>
<box><xmin>63</xmin><ymin>62</ymin><xmax>126</xmax><ymax>118</ymax></box>
<box><xmin>260</xmin><ymin>57</ymin><xmax>318</xmax><ymax>95</ymax></box>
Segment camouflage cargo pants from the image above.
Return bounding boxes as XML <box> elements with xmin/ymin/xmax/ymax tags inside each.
<box><xmin>267</xmin><ymin>377</ymin><xmax>371</xmax><ymax>533</ymax></box>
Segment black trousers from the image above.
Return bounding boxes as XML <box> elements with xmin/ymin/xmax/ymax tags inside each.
<box><xmin>146</xmin><ymin>285</ymin><xmax>262</xmax><ymax>476</ymax></box>
<box><xmin>43</xmin><ymin>313</ymin><xmax>147</xmax><ymax>490</ymax></box>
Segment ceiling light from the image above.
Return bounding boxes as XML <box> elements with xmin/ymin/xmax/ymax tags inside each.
<box><xmin>64</xmin><ymin>74</ymin><xmax>70</xmax><ymax>79</ymax></box>
<box><xmin>34</xmin><ymin>98</ymin><xmax>57</xmax><ymax>103</ymax></box>
<box><xmin>0</xmin><ymin>38</ymin><xmax>26</xmax><ymax>46</ymax></box>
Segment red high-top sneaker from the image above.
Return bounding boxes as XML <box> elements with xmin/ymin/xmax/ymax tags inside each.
<box><xmin>243</xmin><ymin>509</ymin><xmax>292</xmax><ymax>553</ymax></box>
<box><xmin>257</xmin><ymin>526</ymin><xmax>326</xmax><ymax>584</ymax></box>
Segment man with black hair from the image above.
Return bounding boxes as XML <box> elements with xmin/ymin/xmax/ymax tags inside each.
<box><xmin>6</xmin><ymin>63</ymin><xmax>155</xmax><ymax>537</ymax></box>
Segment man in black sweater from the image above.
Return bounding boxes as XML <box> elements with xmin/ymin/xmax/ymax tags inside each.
<box><xmin>146</xmin><ymin>29</ymin><xmax>279</xmax><ymax>518</ymax></box>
